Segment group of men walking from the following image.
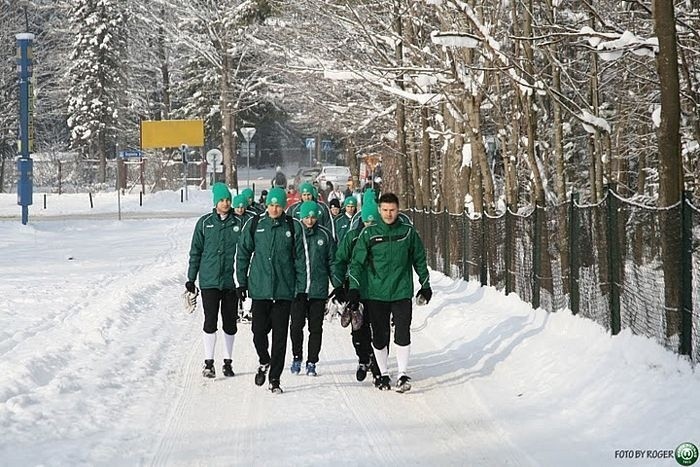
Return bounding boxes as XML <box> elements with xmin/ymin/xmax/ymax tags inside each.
<box><xmin>186</xmin><ymin>177</ymin><xmax>432</xmax><ymax>394</ymax></box>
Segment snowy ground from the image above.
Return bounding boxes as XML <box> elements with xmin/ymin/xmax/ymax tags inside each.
<box><xmin>0</xmin><ymin>188</ymin><xmax>698</xmax><ymax>466</ymax></box>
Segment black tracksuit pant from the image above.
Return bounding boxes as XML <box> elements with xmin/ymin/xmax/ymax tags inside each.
<box><xmin>201</xmin><ymin>288</ymin><xmax>238</xmax><ymax>335</ymax></box>
<box><xmin>351</xmin><ymin>300</ymin><xmax>374</xmax><ymax>365</ymax></box>
<box><xmin>289</xmin><ymin>298</ymin><xmax>325</xmax><ymax>364</ymax></box>
<box><xmin>251</xmin><ymin>299</ymin><xmax>291</xmax><ymax>383</ymax></box>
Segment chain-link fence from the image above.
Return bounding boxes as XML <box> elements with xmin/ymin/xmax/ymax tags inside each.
<box><xmin>409</xmin><ymin>189</ymin><xmax>700</xmax><ymax>363</ymax></box>
<box><xmin>0</xmin><ymin>157</ymin><xmax>210</xmax><ymax>194</ymax></box>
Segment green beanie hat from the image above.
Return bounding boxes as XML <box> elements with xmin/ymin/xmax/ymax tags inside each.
<box><xmin>212</xmin><ymin>182</ymin><xmax>232</xmax><ymax>205</ymax></box>
<box><xmin>299</xmin><ymin>201</ymin><xmax>319</xmax><ymax>219</ymax></box>
<box><xmin>241</xmin><ymin>188</ymin><xmax>254</xmax><ymax>203</ymax></box>
<box><xmin>361</xmin><ymin>199</ymin><xmax>379</xmax><ymax>222</ymax></box>
<box><xmin>299</xmin><ymin>182</ymin><xmax>316</xmax><ymax>198</ymax></box>
<box><xmin>232</xmin><ymin>194</ymin><xmax>247</xmax><ymax>209</ymax></box>
<box><xmin>266</xmin><ymin>187</ymin><xmax>287</xmax><ymax>207</ymax></box>
<box><xmin>343</xmin><ymin>196</ymin><xmax>357</xmax><ymax>207</ymax></box>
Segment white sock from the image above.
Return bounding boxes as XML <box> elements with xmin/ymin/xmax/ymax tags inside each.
<box><xmin>223</xmin><ymin>332</ymin><xmax>235</xmax><ymax>360</ymax></box>
<box><xmin>203</xmin><ymin>332</ymin><xmax>217</xmax><ymax>360</ymax></box>
<box><xmin>396</xmin><ymin>344</ymin><xmax>410</xmax><ymax>377</ymax></box>
<box><xmin>373</xmin><ymin>346</ymin><xmax>389</xmax><ymax>375</ymax></box>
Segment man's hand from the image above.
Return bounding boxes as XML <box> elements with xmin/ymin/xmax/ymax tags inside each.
<box><xmin>295</xmin><ymin>292</ymin><xmax>308</xmax><ymax>304</ymax></box>
<box><xmin>416</xmin><ymin>288</ymin><xmax>432</xmax><ymax>305</ymax></box>
<box><xmin>236</xmin><ymin>286</ymin><xmax>248</xmax><ymax>301</ymax></box>
<box><xmin>329</xmin><ymin>286</ymin><xmax>347</xmax><ymax>303</ymax></box>
<box><xmin>185</xmin><ymin>281</ymin><xmax>197</xmax><ymax>294</ymax></box>
<box><xmin>347</xmin><ymin>289</ymin><xmax>361</xmax><ymax>310</ymax></box>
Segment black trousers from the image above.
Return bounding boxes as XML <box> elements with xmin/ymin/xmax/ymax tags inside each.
<box><xmin>351</xmin><ymin>300</ymin><xmax>374</xmax><ymax>365</ymax></box>
<box><xmin>290</xmin><ymin>299</ymin><xmax>325</xmax><ymax>364</ymax></box>
<box><xmin>201</xmin><ymin>288</ymin><xmax>238</xmax><ymax>335</ymax></box>
<box><xmin>251</xmin><ymin>299</ymin><xmax>291</xmax><ymax>383</ymax></box>
<box><xmin>367</xmin><ymin>299</ymin><xmax>412</xmax><ymax>348</ymax></box>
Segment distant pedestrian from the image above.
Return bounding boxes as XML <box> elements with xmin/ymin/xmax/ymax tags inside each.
<box><xmin>328</xmin><ymin>198</ymin><xmax>342</xmax><ymax>219</ymax></box>
<box><xmin>334</xmin><ymin>196</ymin><xmax>357</xmax><ymax>244</ymax></box>
<box><xmin>272</xmin><ymin>166</ymin><xmax>287</xmax><ymax>188</ymax></box>
<box><xmin>186</xmin><ymin>183</ymin><xmax>246</xmax><ymax>379</ymax></box>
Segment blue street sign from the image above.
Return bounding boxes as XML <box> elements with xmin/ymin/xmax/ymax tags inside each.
<box><xmin>305</xmin><ymin>138</ymin><xmax>316</xmax><ymax>150</ymax></box>
<box><xmin>321</xmin><ymin>140</ymin><xmax>332</xmax><ymax>152</ymax></box>
<box><xmin>120</xmin><ymin>149</ymin><xmax>142</xmax><ymax>158</ymax></box>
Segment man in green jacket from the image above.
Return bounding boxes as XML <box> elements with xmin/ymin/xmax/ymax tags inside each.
<box><xmin>333</xmin><ymin>195</ymin><xmax>357</xmax><ymax>244</ymax></box>
<box><xmin>235</xmin><ymin>187</ymin><xmax>306</xmax><ymax>394</ymax></box>
<box><xmin>331</xmin><ymin>191</ymin><xmax>380</xmax><ymax>384</ymax></box>
<box><xmin>289</xmin><ymin>201</ymin><xmax>336</xmax><ymax>377</ymax></box>
<box><xmin>186</xmin><ymin>183</ymin><xmax>247</xmax><ymax>379</ymax></box>
<box><xmin>287</xmin><ymin>182</ymin><xmax>333</xmax><ymax>235</ymax></box>
<box><xmin>347</xmin><ymin>192</ymin><xmax>432</xmax><ymax>393</ymax></box>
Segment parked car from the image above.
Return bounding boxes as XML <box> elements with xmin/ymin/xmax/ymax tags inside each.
<box><xmin>315</xmin><ymin>165</ymin><xmax>352</xmax><ymax>191</ymax></box>
<box><xmin>293</xmin><ymin>167</ymin><xmax>322</xmax><ymax>188</ymax></box>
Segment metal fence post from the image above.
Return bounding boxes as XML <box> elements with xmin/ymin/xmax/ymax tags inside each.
<box><xmin>462</xmin><ymin>210</ymin><xmax>470</xmax><ymax>282</ymax></box>
<box><xmin>607</xmin><ymin>185</ymin><xmax>621</xmax><ymax>335</ymax></box>
<box><xmin>443</xmin><ymin>210</ymin><xmax>450</xmax><ymax>276</ymax></box>
<box><xmin>569</xmin><ymin>192</ymin><xmax>580</xmax><ymax>315</ymax></box>
<box><xmin>532</xmin><ymin>204</ymin><xmax>542</xmax><ymax>309</ymax></box>
<box><xmin>480</xmin><ymin>212</ymin><xmax>488</xmax><ymax>286</ymax></box>
<box><xmin>505</xmin><ymin>206</ymin><xmax>512</xmax><ymax>295</ymax></box>
<box><xmin>680</xmin><ymin>191</ymin><xmax>693</xmax><ymax>356</ymax></box>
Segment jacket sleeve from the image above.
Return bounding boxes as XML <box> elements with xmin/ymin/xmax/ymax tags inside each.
<box><xmin>293</xmin><ymin>221</ymin><xmax>308</xmax><ymax>294</ymax></box>
<box><xmin>411</xmin><ymin>228</ymin><xmax>430</xmax><ymax>290</ymax></box>
<box><xmin>235</xmin><ymin>216</ymin><xmax>255</xmax><ymax>288</ymax></box>
<box><xmin>187</xmin><ymin>217</ymin><xmax>204</xmax><ymax>282</ymax></box>
<box><xmin>327</xmin><ymin>230</ymin><xmax>338</xmax><ymax>290</ymax></box>
<box><xmin>347</xmin><ymin>230</ymin><xmax>369</xmax><ymax>290</ymax></box>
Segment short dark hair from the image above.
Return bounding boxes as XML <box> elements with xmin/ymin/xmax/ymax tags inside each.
<box><xmin>378</xmin><ymin>192</ymin><xmax>399</xmax><ymax>206</ymax></box>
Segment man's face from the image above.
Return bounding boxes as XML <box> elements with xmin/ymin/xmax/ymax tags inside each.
<box><xmin>330</xmin><ymin>206</ymin><xmax>340</xmax><ymax>216</ymax></box>
<box><xmin>216</xmin><ymin>198</ymin><xmax>231</xmax><ymax>215</ymax></box>
<box><xmin>379</xmin><ymin>202</ymin><xmax>399</xmax><ymax>225</ymax></box>
<box><xmin>345</xmin><ymin>205</ymin><xmax>357</xmax><ymax>216</ymax></box>
<box><xmin>301</xmin><ymin>192</ymin><xmax>313</xmax><ymax>201</ymax></box>
<box><xmin>267</xmin><ymin>204</ymin><xmax>285</xmax><ymax>218</ymax></box>
<box><xmin>302</xmin><ymin>216</ymin><xmax>317</xmax><ymax>228</ymax></box>
<box><xmin>233</xmin><ymin>206</ymin><xmax>246</xmax><ymax>216</ymax></box>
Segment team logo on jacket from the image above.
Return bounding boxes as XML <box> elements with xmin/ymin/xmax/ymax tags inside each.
<box><xmin>317</xmin><ymin>239</ymin><xmax>324</xmax><ymax>246</ymax></box>
<box><xmin>286</xmin><ymin>231</ymin><xmax>292</xmax><ymax>237</ymax></box>
<box><xmin>233</xmin><ymin>225</ymin><xmax>240</xmax><ymax>232</ymax></box>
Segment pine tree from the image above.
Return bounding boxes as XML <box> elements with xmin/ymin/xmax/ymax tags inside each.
<box><xmin>66</xmin><ymin>0</ymin><xmax>128</xmax><ymax>183</ymax></box>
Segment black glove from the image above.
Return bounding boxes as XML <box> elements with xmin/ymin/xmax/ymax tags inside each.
<box><xmin>329</xmin><ymin>286</ymin><xmax>347</xmax><ymax>303</ymax></box>
<box><xmin>295</xmin><ymin>292</ymin><xmax>308</xmax><ymax>304</ymax></box>
<box><xmin>347</xmin><ymin>288</ymin><xmax>361</xmax><ymax>310</ymax></box>
<box><xmin>416</xmin><ymin>288</ymin><xmax>432</xmax><ymax>304</ymax></box>
<box><xmin>185</xmin><ymin>281</ymin><xmax>197</xmax><ymax>294</ymax></box>
<box><xmin>236</xmin><ymin>286</ymin><xmax>248</xmax><ymax>301</ymax></box>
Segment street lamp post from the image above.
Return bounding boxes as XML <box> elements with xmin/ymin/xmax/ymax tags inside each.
<box><xmin>240</xmin><ymin>127</ymin><xmax>256</xmax><ymax>189</ymax></box>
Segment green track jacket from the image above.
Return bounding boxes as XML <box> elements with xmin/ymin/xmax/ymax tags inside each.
<box><xmin>348</xmin><ymin>219</ymin><xmax>430</xmax><ymax>301</ymax></box>
<box><xmin>297</xmin><ymin>223</ymin><xmax>337</xmax><ymax>299</ymax></box>
<box><xmin>188</xmin><ymin>210</ymin><xmax>247</xmax><ymax>290</ymax></box>
<box><xmin>235</xmin><ymin>213</ymin><xmax>306</xmax><ymax>300</ymax></box>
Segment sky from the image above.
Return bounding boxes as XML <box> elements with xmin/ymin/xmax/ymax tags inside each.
<box><xmin>0</xmin><ymin>179</ymin><xmax>699</xmax><ymax>466</ymax></box>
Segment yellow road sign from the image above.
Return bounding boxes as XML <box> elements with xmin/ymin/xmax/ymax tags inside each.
<box><xmin>140</xmin><ymin>119</ymin><xmax>204</xmax><ymax>149</ymax></box>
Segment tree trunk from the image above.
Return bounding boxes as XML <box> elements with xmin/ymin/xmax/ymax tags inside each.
<box><xmin>393</xmin><ymin>2</ymin><xmax>408</xmax><ymax>206</ymax></box>
<box><xmin>654</xmin><ymin>0</ymin><xmax>683</xmax><ymax>341</ymax></box>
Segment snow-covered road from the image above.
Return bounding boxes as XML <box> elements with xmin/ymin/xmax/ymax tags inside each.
<box><xmin>1</xmin><ymin>194</ymin><xmax>698</xmax><ymax>466</ymax></box>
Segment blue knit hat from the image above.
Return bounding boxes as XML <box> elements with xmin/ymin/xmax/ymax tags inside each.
<box><xmin>212</xmin><ymin>183</ymin><xmax>232</xmax><ymax>205</ymax></box>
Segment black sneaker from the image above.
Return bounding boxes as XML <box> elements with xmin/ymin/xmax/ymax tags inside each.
<box><xmin>356</xmin><ymin>363</ymin><xmax>369</xmax><ymax>382</ymax></box>
<box><xmin>396</xmin><ymin>375</ymin><xmax>412</xmax><ymax>393</ymax></box>
<box><xmin>269</xmin><ymin>380</ymin><xmax>283</xmax><ymax>394</ymax></box>
<box><xmin>255</xmin><ymin>364</ymin><xmax>269</xmax><ymax>386</ymax></box>
<box><xmin>369</xmin><ymin>358</ymin><xmax>381</xmax><ymax>386</ymax></box>
<box><xmin>222</xmin><ymin>359</ymin><xmax>235</xmax><ymax>377</ymax></box>
<box><xmin>377</xmin><ymin>375</ymin><xmax>391</xmax><ymax>391</ymax></box>
<box><xmin>202</xmin><ymin>359</ymin><xmax>215</xmax><ymax>378</ymax></box>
